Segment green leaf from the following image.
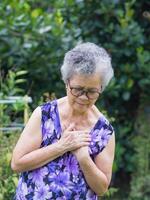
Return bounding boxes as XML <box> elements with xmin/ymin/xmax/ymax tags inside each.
<box><xmin>127</xmin><ymin>79</ymin><xmax>134</xmax><ymax>89</ymax></box>
<box><xmin>122</xmin><ymin>91</ymin><xmax>130</xmax><ymax>101</ymax></box>
<box><xmin>38</xmin><ymin>26</ymin><xmax>52</xmax><ymax>34</ymax></box>
<box><xmin>12</xmin><ymin>177</ymin><xmax>19</xmax><ymax>187</ymax></box>
<box><xmin>16</xmin><ymin>70</ymin><xmax>28</xmax><ymax>76</ymax></box>
<box><xmin>15</xmin><ymin>79</ymin><xmax>27</xmax><ymax>84</ymax></box>
<box><xmin>31</xmin><ymin>8</ymin><xmax>43</xmax><ymax>18</ymax></box>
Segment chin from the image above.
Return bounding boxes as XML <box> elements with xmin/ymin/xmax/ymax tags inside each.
<box><xmin>74</xmin><ymin>102</ymin><xmax>90</xmax><ymax>112</ymax></box>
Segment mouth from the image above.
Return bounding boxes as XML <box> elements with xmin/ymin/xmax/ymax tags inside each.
<box><xmin>76</xmin><ymin>101</ymin><xmax>89</xmax><ymax>106</ymax></box>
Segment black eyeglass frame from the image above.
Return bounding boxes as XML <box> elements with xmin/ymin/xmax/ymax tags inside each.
<box><xmin>67</xmin><ymin>80</ymin><xmax>102</xmax><ymax>99</ymax></box>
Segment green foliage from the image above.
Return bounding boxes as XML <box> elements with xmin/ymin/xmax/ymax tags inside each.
<box><xmin>101</xmin><ymin>187</ymin><xmax>119</xmax><ymax>200</ymax></box>
<box><xmin>0</xmin><ymin>0</ymin><xmax>150</xmax><ymax>199</ymax></box>
<box><xmin>0</xmin><ymin>69</ymin><xmax>28</xmax><ymax>127</ymax></box>
<box><xmin>1</xmin><ymin>69</ymin><xmax>28</xmax><ymax>96</ymax></box>
<box><xmin>0</xmin><ymin>133</ymin><xmax>19</xmax><ymax>200</ymax></box>
<box><xmin>0</xmin><ymin>68</ymin><xmax>30</xmax><ymax>199</ymax></box>
<box><xmin>129</xmin><ymin>176</ymin><xmax>150</xmax><ymax>200</ymax></box>
<box><xmin>129</xmin><ymin>101</ymin><xmax>150</xmax><ymax>200</ymax></box>
<box><xmin>0</xmin><ymin>0</ymin><xmax>68</xmax><ymax>98</ymax></box>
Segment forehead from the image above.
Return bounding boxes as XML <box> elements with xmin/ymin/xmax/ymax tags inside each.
<box><xmin>69</xmin><ymin>73</ymin><xmax>101</xmax><ymax>88</ymax></box>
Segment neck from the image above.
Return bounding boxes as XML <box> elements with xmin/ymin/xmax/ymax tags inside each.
<box><xmin>65</xmin><ymin>97</ymin><xmax>89</xmax><ymax>120</ymax></box>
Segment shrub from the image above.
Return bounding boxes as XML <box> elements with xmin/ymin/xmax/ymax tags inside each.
<box><xmin>0</xmin><ymin>133</ymin><xmax>19</xmax><ymax>200</ymax></box>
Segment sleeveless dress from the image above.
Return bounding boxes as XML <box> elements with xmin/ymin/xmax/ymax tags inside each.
<box><xmin>14</xmin><ymin>99</ymin><xmax>114</xmax><ymax>200</ymax></box>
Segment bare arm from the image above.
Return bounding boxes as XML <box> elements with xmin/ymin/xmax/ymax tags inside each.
<box><xmin>11</xmin><ymin>107</ymin><xmax>90</xmax><ymax>173</ymax></box>
<box><xmin>74</xmin><ymin>132</ymin><xmax>115</xmax><ymax>196</ymax></box>
<box><xmin>11</xmin><ymin>107</ymin><xmax>65</xmax><ymax>172</ymax></box>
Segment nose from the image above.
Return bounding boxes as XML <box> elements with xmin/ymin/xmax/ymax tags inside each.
<box><xmin>78</xmin><ymin>92</ymin><xmax>89</xmax><ymax>100</ymax></box>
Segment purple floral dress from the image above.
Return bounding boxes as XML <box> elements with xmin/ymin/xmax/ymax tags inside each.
<box><xmin>14</xmin><ymin>100</ymin><xmax>114</xmax><ymax>200</ymax></box>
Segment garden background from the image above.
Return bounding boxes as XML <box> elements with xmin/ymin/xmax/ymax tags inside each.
<box><xmin>0</xmin><ymin>0</ymin><xmax>150</xmax><ymax>199</ymax></box>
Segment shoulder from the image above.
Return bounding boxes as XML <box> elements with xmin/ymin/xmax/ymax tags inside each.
<box><xmin>40</xmin><ymin>97</ymin><xmax>66</xmax><ymax>109</ymax></box>
<box><xmin>29</xmin><ymin>106</ymin><xmax>41</xmax><ymax>120</ymax></box>
<box><xmin>40</xmin><ymin>99</ymin><xmax>56</xmax><ymax>109</ymax></box>
<box><xmin>89</xmin><ymin>107</ymin><xmax>115</xmax><ymax>156</ymax></box>
<box><xmin>56</xmin><ymin>96</ymin><xmax>68</xmax><ymax>116</ymax></box>
<box><xmin>92</xmin><ymin>105</ymin><xmax>114</xmax><ymax>133</ymax></box>
<box><xmin>57</xmin><ymin>96</ymin><xmax>67</xmax><ymax>107</ymax></box>
<box><xmin>92</xmin><ymin>105</ymin><xmax>110</xmax><ymax>122</ymax></box>
<box><xmin>40</xmin><ymin>99</ymin><xmax>61</xmax><ymax>114</ymax></box>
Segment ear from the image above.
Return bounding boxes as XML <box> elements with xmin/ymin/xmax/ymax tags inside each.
<box><xmin>66</xmin><ymin>80</ymin><xmax>69</xmax><ymax>89</ymax></box>
<box><xmin>100</xmin><ymin>85</ymin><xmax>103</xmax><ymax>93</ymax></box>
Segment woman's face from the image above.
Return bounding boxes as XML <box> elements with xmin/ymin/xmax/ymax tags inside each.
<box><xmin>66</xmin><ymin>73</ymin><xmax>102</xmax><ymax>113</ymax></box>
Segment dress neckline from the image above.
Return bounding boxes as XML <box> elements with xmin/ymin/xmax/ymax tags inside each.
<box><xmin>55</xmin><ymin>99</ymin><xmax>102</xmax><ymax>135</ymax></box>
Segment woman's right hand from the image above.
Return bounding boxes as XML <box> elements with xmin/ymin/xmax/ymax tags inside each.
<box><xmin>58</xmin><ymin>123</ymin><xmax>91</xmax><ymax>152</ymax></box>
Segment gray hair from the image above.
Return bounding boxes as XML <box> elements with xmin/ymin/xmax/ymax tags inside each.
<box><xmin>61</xmin><ymin>42</ymin><xmax>114</xmax><ymax>92</ymax></box>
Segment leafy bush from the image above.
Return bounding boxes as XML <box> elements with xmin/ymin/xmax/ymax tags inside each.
<box><xmin>129</xmin><ymin>101</ymin><xmax>150</xmax><ymax>200</ymax></box>
<box><xmin>0</xmin><ymin>69</ymin><xmax>28</xmax><ymax>128</ymax></box>
<box><xmin>0</xmin><ymin>0</ymin><xmax>150</xmax><ymax>199</ymax></box>
<box><xmin>0</xmin><ymin>133</ymin><xmax>19</xmax><ymax>200</ymax></box>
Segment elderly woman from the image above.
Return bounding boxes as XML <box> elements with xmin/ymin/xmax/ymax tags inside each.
<box><xmin>11</xmin><ymin>42</ymin><xmax>115</xmax><ymax>200</ymax></box>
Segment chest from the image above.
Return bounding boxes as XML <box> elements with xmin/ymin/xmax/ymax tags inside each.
<box><xmin>60</xmin><ymin>116</ymin><xmax>98</xmax><ymax>132</ymax></box>
<box><xmin>57</xmin><ymin>98</ymin><xmax>101</xmax><ymax>132</ymax></box>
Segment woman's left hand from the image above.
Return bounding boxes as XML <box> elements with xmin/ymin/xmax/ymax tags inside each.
<box><xmin>72</xmin><ymin>146</ymin><xmax>90</xmax><ymax>162</ymax></box>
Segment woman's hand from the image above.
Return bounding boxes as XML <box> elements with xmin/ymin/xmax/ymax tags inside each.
<box><xmin>58</xmin><ymin>123</ymin><xmax>91</xmax><ymax>153</ymax></box>
<box><xmin>72</xmin><ymin>146</ymin><xmax>90</xmax><ymax>162</ymax></box>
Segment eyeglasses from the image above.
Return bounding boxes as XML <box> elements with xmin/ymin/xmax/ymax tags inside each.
<box><xmin>68</xmin><ymin>80</ymin><xmax>101</xmax><ymax>99</ymax></box>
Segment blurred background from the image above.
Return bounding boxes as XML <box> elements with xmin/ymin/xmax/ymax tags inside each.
<box><xmin>0</xmin><ymin>0</ymin><xmax>150</xmax><ymax>199</ymax></box>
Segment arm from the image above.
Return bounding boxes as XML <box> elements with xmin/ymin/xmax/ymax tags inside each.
<box><xmin>11</xmin><ymin>107</ymin><xmax>90</xmax><ymax>173</ymax></box>
<box><xmin>74</xmin><ymin>132</ymin><xmax>115</xmax><ymax>196</ymax></box>
<box><xmin>11</xmin><ymin>107</ymin><xmax>65</xmax><ymax>173</ymax></box>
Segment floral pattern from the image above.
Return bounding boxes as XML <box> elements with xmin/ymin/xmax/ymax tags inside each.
<box><xmin>14</xmin><ymin>100</ymin><xmax>114</xmax><ymax>200</ymax></box>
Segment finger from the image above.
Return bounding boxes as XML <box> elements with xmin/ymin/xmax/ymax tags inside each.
<box><xmin>73</xmin><ymin>134</ymin><xmax>91</xmax><ymax>142</ymax></box>
<box><xmin>79</xmin><ymin>134</ymin><xmax>91</xmax><ymax>139</ymax></box>
<box><xmin>78</xmin><ymin>142</ymin><xmax>90</xmax><ymax>148</ymax></box>
<box><xmin>76</xmin><ymin>130</ymin><xmax>90</xmax><ymax>134</ymax></box>
<box><xmin>69</xmin><ymin>130</ymin><xmax>90</xmax><ymax>135</ymax></box>
<box><xmin>80</xmin><ymin>136</ymin><xmax>91</xmax><ymax>142</ymax></box>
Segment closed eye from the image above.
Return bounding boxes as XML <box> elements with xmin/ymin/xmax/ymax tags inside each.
<box><xmin>88</xmin><ymin>89</ymin><xmax>100</xmax><ymax>93</ymax></box>
<box><xmin>71</xmin><ymin>87</ymin><xmax>84</xmax><ymax>91</ymax></box>
<box><xmin>88</xmin><ymin>91</ymin><xmax>98</xmax><ymax>93</ymax></box>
